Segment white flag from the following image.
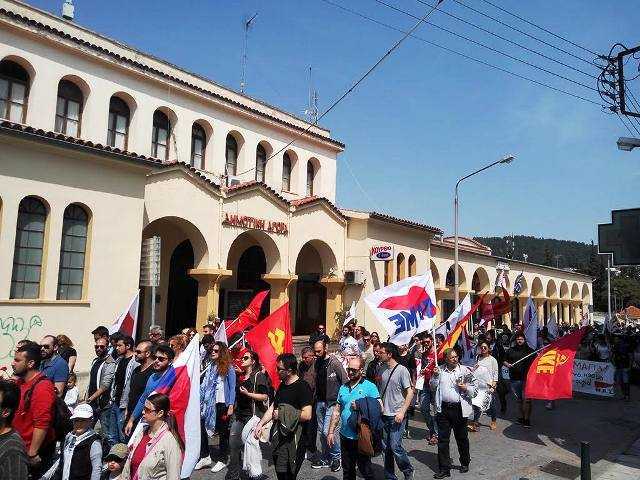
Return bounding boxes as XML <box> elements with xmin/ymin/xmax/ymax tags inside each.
<box><xmin>523</xmin><ymin>297</ymin><xmax>538</xmax><ymax>349</ymax></box>
<box><xmin>344</xmin><ymin>301</ymin><xmax>357</xmax><ymax>326</ymax></box>
<box><xmin>109</xmin><ymin>290</ymin><xmax>139</xmax><ymax>339</ymax></box>
<box><xmin>435</xmin><ymin>294</ymin><xmax>471</xmax><ymax>337</ymax></box>
<box><xmin>546</xmin><ymin>313</ymin><xmax>559</xmax><ymax>339</ymax></box>
<box><xmin>214</xmin><ymin>322</ymin><xmax>228</xmax><ymax>345</ymax></box>
<box><xmin>364</xmin><ymin>272</ymin><xmax>437</xmax><ymax>346</ymax></box>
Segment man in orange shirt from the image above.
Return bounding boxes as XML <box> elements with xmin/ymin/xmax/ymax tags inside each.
<box><xmin>12</xmin><ymin>343</ymin><xmax>56</xmax><ymax>479</ymax></box>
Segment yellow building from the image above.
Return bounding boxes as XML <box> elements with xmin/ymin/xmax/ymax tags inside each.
<box><xmin>0</xmin><ymin>1</ymin><xmax>591</xmax><ymax>369</ymax></box>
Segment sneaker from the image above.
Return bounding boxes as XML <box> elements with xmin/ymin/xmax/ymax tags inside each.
<box><xmin>210</xmin><ymin>461</ymin><xmax>227</xmax><ymax>473</ymax></box>
<box><xmin>330</xmin><ymin>459</ymin><xmax>341</xmax><ymax>472</ymax></box>
<box><xmin>310</xmin><ymin>460</ymin><xmax>328</xmax><ymax>469</ymax></box>
<box><xmin>460</xmin><ymin>465</ymin><xmax>469</xmax><ymax>473</ymax></box>
<box><xmin>523</xmin><ymin>419</ymin><xmax>531</xmax><ymax>428</ymax></box>
<box><xmin>194</xmin><ymin>457</ymin><xmax>212</xmax><ymax>470</ymax></box>
<box><xmin>490</xmin><ymin>421</ymin><xmax>497</xmax><ymax>431</ymax></box>
<box><xmin>433</xmin><ymin>472</ymin><xmax>451</xmax><ymax>479</ymax></box>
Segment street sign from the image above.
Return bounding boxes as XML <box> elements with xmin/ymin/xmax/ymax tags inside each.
<box><xmin>140</xmin><ymin>236</ymin><xmax>161</xmax><ymax>287</ymax></box>
<box><xmin>598</xmin><ymin>208</ymin><xmax>640</xmax><ymax>265</ymax></box>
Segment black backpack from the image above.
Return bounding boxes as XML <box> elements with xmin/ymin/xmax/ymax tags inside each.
<box><xmin>24</xmin><ymin>376</ymin><xmax>73</xmax><ymax>442</ymax></box>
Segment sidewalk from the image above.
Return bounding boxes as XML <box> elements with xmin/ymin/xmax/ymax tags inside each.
<box><xmin>594</xmin><ymin>436</ymin><xmax>640</xmax><ymax>479</ymax></box>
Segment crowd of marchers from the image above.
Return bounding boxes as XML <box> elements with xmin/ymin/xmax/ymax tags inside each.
<box><xmin>0</xmin><ymin>318</ymin><xmax>635</xmax><ymax>480</ymax></box>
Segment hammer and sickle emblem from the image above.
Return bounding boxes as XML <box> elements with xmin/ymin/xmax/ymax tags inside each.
<box><xmin>268</xmin><ymin>328</ymin><xmax>285</xmax><ymax>354</ymax></box>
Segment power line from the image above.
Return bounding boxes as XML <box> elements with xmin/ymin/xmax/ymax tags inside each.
<box><xmin>374</xmin><ymin>0</ymin><xmax>598</xmax><ymax>92</ymax></box>
<box><xmin>259</xmin><ymin>0</ymin><xmax>446</xmax><ymax>165</ymax></box>
<box><xmin>476</xmin><ymin>0</ymin><xmax>600</xmax><ymax>58</ymax></box>
<box><xmin>616</xmin><ymin>112</ymin><xmax>635</xmax><ymax>136</ymax></box>
<box><xmin>318</xmin><ymin>0</ymin><xmax>605</xmax><ymax>107</ymax></box>
<box><xmin>444</xmin><ymin>0</ymin><xmax>599</xmax><ymax>66</ymax></box>
<box><xmin>403</xmin><ymin>0</ymin><xmax>599</xmax><ymax>77</ymax></box>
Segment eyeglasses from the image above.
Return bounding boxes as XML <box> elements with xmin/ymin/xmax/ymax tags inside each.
<box><xmin>95</xmin><ymin>345</ymin><xmax>107</xmax><ymax>350</ymax></box>
<box><xmin>135</xmin><ymin>350</ymin><xmax>146</xmax><ymax>354</ymax></box>
<box><xmin>212</xmin><ymin>348</ymin><xmax>220</xmax><ymax>353</ymax></box>
<box><xmin>276</xmin><ymin>367</ymin><xmax>288</xmax><ymax>372</ymax></box>
<box><xmin>153</xmin><ymin>356</ymin><xmax>168</xmax><ymax>362</ymax></box>
<box><xmin>481</xmin><ymin>345</ymin><xmax>489</xmax><ymax>349</ymax></box>
<box><xmin>40</xmin><ymin>344</ymin><xmax>52</xmax><ymax>350</ymax></box>
<box><xmin>364</xmin><ymin>338</ymin><xmax>371</xmax><ymax>342</ymax></box>
<box><xmin>346</xmin><ymin>368</ymin><xmax>360</xmax><ymax>374</ymax></box>
<box><xmin>142</xmin><ymin>406</ymin><xmax>156</xmax><ymax>413</ymax></box>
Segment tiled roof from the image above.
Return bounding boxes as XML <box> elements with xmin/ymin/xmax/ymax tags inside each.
<box><xmin>0</xmin><ymin>120</ymin><xmax>162</xmax><ymax>167</ymax></box>
<box><xmin>0</xmin><ymin>7</ymin><xmax>344</xmax><ymax>151</ymax></box>
<box><xmin>223</xmin><ymin>180</ymin><xmax>290</xmax><ymax>206</ymax></box>
<box><xmin>162</xmin><ymin>161</ymin><xmax>221</xmax><ymax>192</ymax></box>
<box><xmin>290</xmin><ymin>196</ymin><xmax>346</xmax><ymax>220</ymax></box>
<box><xmin>369</xmin><ymin>211</ymin><xmax>443</xmax><ymax>234</ymax></box>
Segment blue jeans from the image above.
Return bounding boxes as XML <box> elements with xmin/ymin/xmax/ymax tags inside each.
<box><xmin>382</xmin><ymin>415</ymin><xmax>413</xmax><ymax>480</ymax></box>
<box><xmin>111</xmin><ymin>404</ymin><xmax>126</xmax><ymax>443</ymax></box>
<box><xmin>99</xmin><ymin>405</ymin><xmax>119</xmax><ymax>451</ymax></box>
<box><xmin>316</xmin><ymin>401</ymin><xmax>341</xmax><ymax>461</ymax></box>
<box><xmin>419</xmin><ymin>389</ymin><xmax>437</xmax><ymax>437</ymax></box>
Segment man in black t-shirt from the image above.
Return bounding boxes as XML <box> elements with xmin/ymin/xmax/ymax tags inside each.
<box><xmin>504</xmin><ymin>333</ymin><xmax>534</xmax><ymax>427</ymax></box>
<box><xmin>110</xmin><ymin>336</ymin><xmax>135</xmax><ymax>443</ymax></box>
<box><xmin>122</xmin><ymin>341</ymin><xmax>154</xmax><ymax>426</ymax></box>
<box><xmin>255</xmin><ymin>353</ymin><xmax>313</xmax><ymax>480</ymax></box>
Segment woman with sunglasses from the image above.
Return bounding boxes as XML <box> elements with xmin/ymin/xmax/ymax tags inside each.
<box><xmin>198</xmin><ymin>341</ymin><xmax>236</xmax><ymax>473</ymax></box>
<box><xmin>122</xmin><ymin>393</ymin><xmax>183</xmax><ymax>480</ymax></box>
<box><xmin>370</xmin><ymin>332</ymin><xmax>381</xmax><ymax>347</ymax></box>
<box><xmin>469</xmin><ymin>340</ymin><xmax>499</xmax><ymax>432</ymax></box>
<box><xmin>227</xmin><ymin>350</ymin><xmax>270</xmax><ymax>480</ymax></box>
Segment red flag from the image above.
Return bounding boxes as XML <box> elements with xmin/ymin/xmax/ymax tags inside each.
<box><xmin>245</xmin><ymin>302</ymin><xmax>292</xmax><ymax>388</ymax></box>
<box><xmin>109</xmin><ymin>291</ymin><xmax>139</xmax><ymax>339</ymax></box>
<box><xmin>226</xmin><ymin>290</ymin><xmax>269</xmax><ymax>339</ymax></box>
<box><xmin>437</xmin><ymin>294</ymin><xmax>484</xmax><ymax>357</ymax></box>
<box><xmin>524</xmin><ymin>327</ymin><xmax>588</xmax><ymax>400</ymax></box>
<box><xmin>492</xmin><ymin>288</ymin><xmax>512</xmax><ymax>316</ymax></box>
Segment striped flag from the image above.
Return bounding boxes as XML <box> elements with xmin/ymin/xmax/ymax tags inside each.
<box><xmin>109</xmin><ymin>290</ymin><xmax>139</xmax><ymax>339</ymax></box>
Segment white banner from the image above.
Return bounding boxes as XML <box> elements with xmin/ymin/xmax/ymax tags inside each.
<box><xmin>572</xmin><ymin>359</ymin><xmax>615</xmax><ymax>397</ymax></box>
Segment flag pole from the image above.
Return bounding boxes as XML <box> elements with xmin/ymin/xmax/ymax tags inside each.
<box><xmin>509</xmin><ymin>344</ymin><xmax>548</xmax><ymax>367</ymax></box>
<box><xmin>432</xmin><ymin>326</ymin><xmax>438</xmax><ymax>369</ymax></box>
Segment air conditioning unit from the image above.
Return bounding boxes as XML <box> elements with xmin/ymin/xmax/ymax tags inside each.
<box><xmin>344</xmin><ymin>270</ymin><xmax>365</xmax><ymax>285</ymax></box>
<box><xmin>226</xmin><ymin>175</ymin><xmax>242</xmax><ymax>187</ymax></box>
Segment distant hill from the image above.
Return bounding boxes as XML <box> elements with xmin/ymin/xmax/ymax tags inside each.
<box><xmin>473</xmin><ymin>235</ymin><xmax>592</xmax><ymax>270</ymax></box>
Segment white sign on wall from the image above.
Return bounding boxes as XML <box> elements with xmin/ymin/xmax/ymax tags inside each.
<box><xmin>572</xmin><ymin>359</ymin><xmax>615</xmax><ymax>397</ymax></box>
<box><xmin>140</xmin><ymin>236</ymin><xmax>161</xmax><ymax>287</ymax></box>
<box><xmin>370</xmin><ymin>245</ymin><xmax>394</xmax><ymax>261</ymax></box>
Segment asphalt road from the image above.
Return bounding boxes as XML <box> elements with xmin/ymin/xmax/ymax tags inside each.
<box><xmin>191</xmin><ymin>387</ymin><xmax>640</xmax><ymax>480</ymax></box>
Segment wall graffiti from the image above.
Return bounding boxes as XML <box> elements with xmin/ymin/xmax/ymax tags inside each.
<box><xmin>0</xmin><ymin>314</ymin><xmax>44</xmax><ymax>360</ymax></box>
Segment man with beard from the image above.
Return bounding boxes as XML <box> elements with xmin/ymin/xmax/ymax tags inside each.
<box><xmin>39</xmin><ymin>335</ymin><xmax>69</xmax><ymax>397</ymax></box>
<box><xmin>503</xmin><ymin>332</ymin><xmax>534</xmax><ymax>428</ymax></box>
<box><xmin>121</xmin><ymin>340</ymin><xmax>153</xmax><ymax>426</ymax></box>
<box><xmin>86</xmin><ymin>336</ymin><xmax>117</xmax><ymax>450</ymax></box>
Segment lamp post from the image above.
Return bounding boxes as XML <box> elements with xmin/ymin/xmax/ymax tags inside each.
<box><xmin>454</xmin><ymin>155</ymin><xmax>516</xmax><ymax>308</ymax></box>
<box><xmin>617</xmin><ymin>136</ymin><xmax>640</xmax><ymax>151</ymax></box>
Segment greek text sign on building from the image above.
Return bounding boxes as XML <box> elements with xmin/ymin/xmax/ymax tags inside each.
<box><xmin>370</xmin><ymin>245</ymin><xmax>394</xmax><ymax>261</ymax></box>
<box><xmin>222</xmin><ymin>213</ymin><xmax>288</xmax><ymax>235</ymax></box>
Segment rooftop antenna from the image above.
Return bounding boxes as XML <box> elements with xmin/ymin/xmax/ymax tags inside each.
<box><xmin>62</xmin><ymin>0</ymin><xmax>74</xmax><ymax>20</ymax></box>
<box><xmin>240</xmin><ymin>13</ymin><xmax>258</xmax><ymax>94</ymax></box>
<box><xmin>304</xmin><ymin>66</ymin><xmax>319</xmax><ymax>124</ymax></box>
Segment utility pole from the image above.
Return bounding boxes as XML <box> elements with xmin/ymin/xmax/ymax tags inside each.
<box><xmin>240</xmin><ymin>13</ymin><xmax>258</xmax><ymax>94</ymax></box>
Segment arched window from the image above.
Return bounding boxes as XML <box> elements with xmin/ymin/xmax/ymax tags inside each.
<box><xmin>408</xmin><ymin>255</ymin><xmax>417</xmax><ymax>276</ymax></box>
<box><xmin>107</xmin><ymin>96</ymin><xmax>130</xmax><ymax>149</ymax></box>
<box><xmin>384</xmin><ymin>260</ymin><xmax>393</xmax><ymax>287</ymax></box>
<box><xmin>57</xmin><ymin>204</ymin><xmax>89</xmax><ymax>300</ymax></box>
<box><xmin>10</xmin><ymin>197</ymin><xmax>47</xmax><ymax>299</ymax></box>
<box><xmin>306</xmin><ymin>161</ymin><xmax>315</xmax><ymax>196</ymax></box>
<box><xmin>55</xmin><ymin>80</ymin><xmax>83</xmax><ymax>137</ymax></box>
<box><xmin>226</xmin><ymin>134</ymin><xmax>238</xmax><ymax>176</ymax></box>
<box><xmin>282</xmin><ymin>152</ymin><xmax>292</xmax><ymax>192</ymax></box>
<box><xmin>151</xmin><ymin>110</ymin><xmax>170</xmax><ymax>160</ymax></box>
<box><xmin>0</xmin><ymin>59</ymin><xmax>29</xmax><ymax>122</ymax></box>
<box><xmin>255</xmin><ymin>144</ymin><xmax>266</xmax><ymax>182</ymax></box>
<box><xmin>191</xmin><ymin>123</ymin><xmax>206</xmax><ymax>168</ymax></box>
<box><xmin>396</xmin><ymin>253</ymin><xmax>405</xmax><ymax>281</ymax></box>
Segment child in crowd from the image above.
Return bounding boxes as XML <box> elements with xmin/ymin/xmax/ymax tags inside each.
<box><xmin>63</xmin><ymin>373</ymin><xmax>79</xmax><ymax>412</ymax></box>
<box><xmin>101</xmin><ymin>443</ymin><xmax>128</xmax><ymax>480</ymax></box>
<box><xmin>54</xmin><ymin>403</ymin><xmax>102</xmax><ymax>480</ymax></box>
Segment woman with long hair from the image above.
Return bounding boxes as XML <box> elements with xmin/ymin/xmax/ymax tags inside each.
<box><xmin>197</xmin><ymin>341</ymin><xmax>236</xmax><ymax>473</ymax></box>
<box><xmin>168</xmin><ymin>334</ymin><xmax>187</xmax><ymax>358</ymax></box>
<box><xmin>469</xmin><ymin>340</ymin><xmax>499</xmax><ymax>432</ymax></box>
<box><xmin>122</xmin><ymin>393</ymin><xmax>183</xmax><ymax>480</ymax></box>
<box><xmin>57</xmin><ymin>334</ymin><xmax>77</xmax><ymax>373</ymax></box>
<box><xmin>227</xmin><ymin>350</ymin><xmax>270</xmax><ymax>480</ymax></box>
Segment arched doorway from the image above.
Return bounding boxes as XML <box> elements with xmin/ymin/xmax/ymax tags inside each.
<box><xmin>295</xmin><ymin>242</ymin><xmax>328</xmax><ymax>335</ymax></box>
<box><xmin>166</xmin><ymin>240</ymin><xmax>198</xmax><ymax>336</ymax></box>
<box><xmin>235</xmin><ymin>245</ymin><xmax>270</xmax><ymax>319</ymax></box>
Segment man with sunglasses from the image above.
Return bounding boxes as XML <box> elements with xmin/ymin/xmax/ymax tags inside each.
<box><xmin>110</xmin><ymin>335</ymin><xmax>136</xmax><ymax>443</ymax></box>
<box><xmin>122</xmin><ymin>341</ymin><xmax>153</xmax><ymax>427</ymax></box>
<box><xmin>327</xmin><ymin>356</ymin><xmax>380</xmax><ymax>480</ymax></box>
<box><xmin>86</xmin><ymin>336</ymin><xmax>117</xmax><ymax>451</ymax></box>
<box><xmin>124</xmin><ymin>344</ymin><xmax>174</xmax><ymax>437</ymax></box>
<box><xmin>39</xmin><ymin>335</ymin><xmax>69</xmax><ymax>397</ymax></box>
<box><xmin>308</xmin><ymin>324</ymin><xmax>330</xmax><ymax>346</ymax></box>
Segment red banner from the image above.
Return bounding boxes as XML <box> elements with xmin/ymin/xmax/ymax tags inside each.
<box><xmin>524</xmin><ymin>327</ymin><xmax>588</xmax><ymax>400</ymax></box>
<box><xmin>245</xmin><ymin>302</ymin><xmax>293</xmax><ymax>388</ymax></box>
<box><xmin>226</xmin><ymin>290</ymin><xmax>269</xmax><ymax>339</ymax></box>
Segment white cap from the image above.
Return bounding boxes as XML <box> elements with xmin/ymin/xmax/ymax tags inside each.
<box><xmin>70</xmin><ymin>403</ymin><xmax>94</xmax><ymax>420</ymax></box>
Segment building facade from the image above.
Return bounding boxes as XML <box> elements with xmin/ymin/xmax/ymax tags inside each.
<box><xmin>0</xmin><ymin>0</ymin><xmax>592</xmax><ymax>369</ymax></box>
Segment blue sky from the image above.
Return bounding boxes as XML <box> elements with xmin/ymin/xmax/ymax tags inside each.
<box><xmin>28</xmin><ymin>0</ymin><xmax>639</xmax><ymax>242</ymax></box>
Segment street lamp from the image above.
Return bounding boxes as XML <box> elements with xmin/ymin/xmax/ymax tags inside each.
<box><xmin>617</xmin><ymin>137</ymin><xmax>640</xmax><ymax>151</ymax></box>
<box><xmin>454</xmin><ymin>154</ymin><xmax>516</xmax><ymax>308</ymax></box>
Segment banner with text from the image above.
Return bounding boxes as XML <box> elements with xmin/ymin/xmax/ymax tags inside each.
<box><xmin>572</xmin><ymin>359</ymin><xmax>615</xmax><ymax>397</ymax></box>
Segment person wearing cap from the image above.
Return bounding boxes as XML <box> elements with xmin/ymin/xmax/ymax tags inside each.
<box><xmin>101</xmin><ymin>443</ymin><xmax>127</xmax><ymax>480</ymax></box>
<box><xmin>53</xmin><ymin>403</ymin><xmax>102</xmax><ymax>480</ymax></box>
